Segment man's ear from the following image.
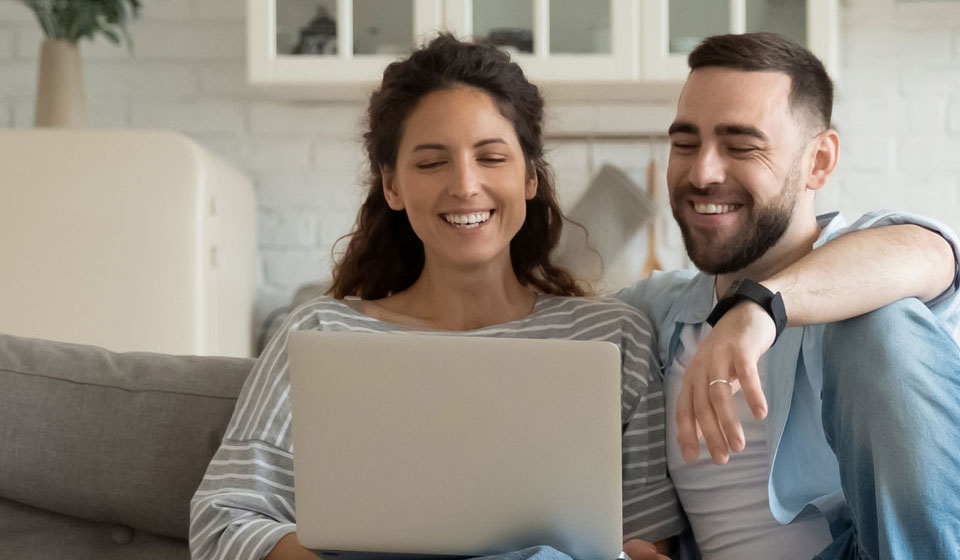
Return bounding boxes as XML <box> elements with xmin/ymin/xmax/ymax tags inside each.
<box><xmin>806</xmin><ymin>129</ymin><xmax>839</xmax><ymax>192</ymax></box>
<box><xmin>525</xmin><ymin>165</ymin><xmax>539</xmax><ymax>200</ymax></box>
<box><xmin>381</xmin><ymin>165</ymin><xmax>404</xmax><ymax>210</ymax></box>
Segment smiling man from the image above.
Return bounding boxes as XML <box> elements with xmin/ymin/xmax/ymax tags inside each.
<box><xmin>619</xmin><ymin>33</ymin><xmax>960</xmax><ymax>560</ymax></box>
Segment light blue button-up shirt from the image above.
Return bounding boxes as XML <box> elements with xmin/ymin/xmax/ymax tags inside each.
<box><xmin>618</xmin><ymin>211</ymin><xmax>960</xmax><ymax>526</ymax></box>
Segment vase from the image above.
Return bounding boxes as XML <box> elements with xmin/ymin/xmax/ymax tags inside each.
<box><xmin>34</xmin><ymin>39</ymin><xmax>88</xmax><ymax>127</ymax></box>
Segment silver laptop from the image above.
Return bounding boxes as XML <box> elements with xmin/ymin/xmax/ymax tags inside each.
<box><xmin>287</xmin><ymin>331</ymin><xmax>624</xmax><ymax>560</ymax></box>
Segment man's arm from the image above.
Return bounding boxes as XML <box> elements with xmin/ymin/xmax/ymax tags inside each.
<box><xmin>769</xmin><ymin>224</ymin><xmax>955</xmax><ymax>323</ymax></box>
<box><xmin>676</xmin><ymin>224</ymin><xmax>957</xmax><ymax>465</ymax></box>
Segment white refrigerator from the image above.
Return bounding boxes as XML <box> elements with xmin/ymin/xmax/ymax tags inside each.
<box><xmin>0</xmin><ymin>130</ymin><xmax>257</xmax><ymax>357</ymax></box>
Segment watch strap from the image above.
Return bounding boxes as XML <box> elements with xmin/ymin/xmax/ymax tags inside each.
<box><xmin>706</xmin><ymin>278</ymin><xmax>788</xmax><ymax>342</ymax></box>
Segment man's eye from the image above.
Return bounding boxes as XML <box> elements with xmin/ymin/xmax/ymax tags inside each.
<box><xmin>728</xmin><ymin>147</ymin><xmax>758</xmax><ymax>153</ymax></box>
<box><xmin>671</xmin><ymin>142</ymin><xmax>697</xmax><ymax>150</ymax></box>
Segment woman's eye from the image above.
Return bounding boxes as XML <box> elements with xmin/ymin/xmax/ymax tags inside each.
<box><xmin>479</xmin><ymin>157</ymin><xmax>507</xmax><ymax>164</ymax></box>
<box><xmin>416</xmin><ymin>161</ymin><xmax>445</xmax><ymax>169</ymax></box>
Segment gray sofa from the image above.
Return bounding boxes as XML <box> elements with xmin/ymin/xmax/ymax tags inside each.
<box><xmin>0</xmin><ymin>332</ymin><xmax>255</xmax><ymax>559</ymax></box>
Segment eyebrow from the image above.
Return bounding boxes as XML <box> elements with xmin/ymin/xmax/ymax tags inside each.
<box><xmin>668</xmin><ymin>122</ymin><xmax>698</xmax><ymax>136</ymax></box>
<box><xmin>667</xmin><ymin>122</ymin><xmax>768</xmax><ymax>142</ymax></box>
<box><xmin>715</xmin><ymin>124</ymin><xmax>768</xmax><ymax>141</ymax></box>
<box><xmin>412</xmin><ymin>138</ymin><xmax>508</xmax><ymax>152</ymax></box>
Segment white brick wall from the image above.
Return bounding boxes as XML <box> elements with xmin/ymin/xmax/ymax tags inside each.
<box><xmin>130</xmin><ymin>100</ymin><xmax>246</xmax><ymax>133</ymax></box>
<box><xmin>3</xmin><ymin>0</ymin><xmax>960</xmax><ymax>343</ymax></box>
<box><xmin>830</xmin><ymin>0</ymin><xmax>960</xmax><ymax>229</ymax></box>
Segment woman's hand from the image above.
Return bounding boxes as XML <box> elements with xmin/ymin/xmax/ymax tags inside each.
<box><xmin>264</xmin><ymin>532</ymin><xmax>322</xmax><ymax>559</ymax></box>
<box><xmin>623</xmin><ymin>538</ymin><xmax>671</xmax><ymax>560</ymax></box>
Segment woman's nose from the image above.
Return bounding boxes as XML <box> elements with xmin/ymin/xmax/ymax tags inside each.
<box><xmin>447</xmin><ymin>160</ymin><xmax>481</xmax><ymax>199</ymax></box>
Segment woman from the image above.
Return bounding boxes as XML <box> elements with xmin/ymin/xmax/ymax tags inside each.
<box><xmin>189</xmin><ymin>34</ymin><xmax>684</xmax><ymax>560</ymax></box>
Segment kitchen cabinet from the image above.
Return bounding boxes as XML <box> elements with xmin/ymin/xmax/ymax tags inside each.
<box><xmin>641</xmin><ymin>0</ymin><xmax>837</xmax><ymax>80</ymax></box>
<box><xmin>247</xmin><ymin>0</ymin><xmax>837</xmax><ymax>97</ymax></box>
<box><xmin>248</xmin><ymin>0</ymin><xmax>444</xmax><ymax>86</ymax></box>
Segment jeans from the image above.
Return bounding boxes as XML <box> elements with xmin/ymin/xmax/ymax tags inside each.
<box><xmin>476</xmin><ymin>547</ymin><xmax>576</xmax><ymax>560</ymax></box>
<box><xmin>816</xmin><ymin>298</ymin><xmax>960</xmax><ymax>560</ymax></box>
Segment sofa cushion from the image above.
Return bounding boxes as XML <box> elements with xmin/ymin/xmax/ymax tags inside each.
<box><xmin>0</xmin><ymin>333</ymin><xmax>255</xmax><ymax>540</ymax></box>
<box><xmin>0</xmin><ymin>496</ymin><xmax>189</xmax><ymax>560</ymax></box>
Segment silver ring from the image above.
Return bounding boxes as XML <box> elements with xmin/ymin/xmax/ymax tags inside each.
<box><xmin>709</xmin><ymin>379</ymin><xmax>731</xmax><ymax>387</ymax></box>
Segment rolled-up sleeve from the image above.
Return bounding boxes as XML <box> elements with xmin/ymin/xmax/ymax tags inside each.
<box><xmin>827</xmin><ymin>210</ymin><xmax>960</xmax><ymax>333</ymax></box>
<box><xmin>190</xmin><ymin>314</ymin><xmax>304</xmax><ymax>560</ymax></box>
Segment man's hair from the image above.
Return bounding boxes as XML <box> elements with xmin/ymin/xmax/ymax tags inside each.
<box><xmin>688</xmin><ymin>32</ymin><xmax>833</xmax><ymax>130</ymax></box>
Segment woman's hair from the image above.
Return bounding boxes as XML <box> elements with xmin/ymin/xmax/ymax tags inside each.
<box><xmin>328</xmin><ymin>33</ymin><xmax>586</xmax><ymax>300</ymax></box>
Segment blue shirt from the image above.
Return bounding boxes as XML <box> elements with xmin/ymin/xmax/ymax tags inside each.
<box><xmin>617</xmin><ymin>211</ymin><xmax>960</xmax><ymax>525</ymax></box>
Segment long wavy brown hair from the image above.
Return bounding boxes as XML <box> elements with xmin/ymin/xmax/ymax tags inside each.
<box><xmin>328</xmin><ymin>34</ymin><xmax>586</xmax><ymax>299</ymax></box>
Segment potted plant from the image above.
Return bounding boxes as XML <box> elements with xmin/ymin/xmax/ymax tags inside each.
<box><xmin>18</xmin><ymin>0</ymin><xmax>142</xmax><ymax>127</ymax></box>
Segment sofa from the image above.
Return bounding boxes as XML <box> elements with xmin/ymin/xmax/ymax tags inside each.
<box><xmin>0</xmin><ymin>332</ymin><xmax>255</xmax><ymax>559</ymax></box>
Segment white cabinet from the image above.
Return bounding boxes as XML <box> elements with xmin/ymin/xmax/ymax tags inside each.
<box><xmin>0</xmin><ymin>131</ymin><xmax>257</xmax><ymax>357</ymax></box>
<box><xmin>248</xmin><ymin>0</ymin><xmax>444</xmax><ymax>85</ymax></box>
<box><xmin>443</xmin><ymin>0</ymin><xmax>639</xmax><ymax>82</ymax></box>
<box><xmin>247</xmin><ymin>0</ymin><xmax>837</xmax><ymax>96</ymax></box>
<box><xmin>641</xmin><ymin>0</ymin><xmax>838</xmax><ymax>80</ymax></box>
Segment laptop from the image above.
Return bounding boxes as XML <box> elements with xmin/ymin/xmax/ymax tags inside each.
<box><xmin>287</xmin><ymin>331</ymin><xmax>624</xmax><ymax>560</ymax></box>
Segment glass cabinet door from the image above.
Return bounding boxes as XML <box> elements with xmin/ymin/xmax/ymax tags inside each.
<box><xmin>446</xmin><ymin>0</ymin><xmax>637</xmax><ymax>81</ymax></box>
<box><xmin>249</xmin><ymin>0</ymin><xmax>442</xmax><ymax>85</ymax></box>
<box><xmin>276</xmin><ymin>0</ymin><xmax>337</xmax><ymax>56</ymax></box>
<box><xmin>550</xmin><ymin>0</ymin><xmax>612</xmax><ymax>55</ymax></box>
<box><xmin>353</xmin><ymin>0</ymin><xmax>415</xmax><ymax>55</ymax></box>
<box><xmin>667</xmin><ymin>0</ymin><xmax>729</xmax><ymax>54</ymax></box>
<box><xmin>472</xmin><ymin>0</ymin><xmax>534</xmax><ymax>54</ymax></box>
<box><xmin>250</xmin><ymin>0</ymin><xmax>836</xmax><ymax>92</ymax></box>
<box><xmin>745</xmin><ymin>0</ymin><xmax>806</xmax><ymax>47</ymax></box>
<box><xmin>641</xmin><ymin>0</ymin><xmax>836</xmax><ymax>80</ymax></box>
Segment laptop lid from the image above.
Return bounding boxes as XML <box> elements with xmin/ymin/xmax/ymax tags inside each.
<box><xmin>287</xmin><ymin>331</ymin><xmax>624</xmax><ymax>560</ymax></box>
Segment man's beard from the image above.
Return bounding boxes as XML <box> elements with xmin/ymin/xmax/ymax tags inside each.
<box><xmin>671</xmin><ymin>162</ymin><xmax>801</xmax><ymax>275</ymax></box>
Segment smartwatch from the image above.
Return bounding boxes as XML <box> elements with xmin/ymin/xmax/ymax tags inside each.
<box><xmin>706</xmin><ymin>278</ymin><xmax>788</xmax><ymax>343</ymax></box>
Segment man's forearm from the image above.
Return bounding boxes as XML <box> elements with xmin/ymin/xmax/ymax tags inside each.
<box><xmin>762</xmin><ymin>224</ymin><xmax>955</xmax><ymax>326</ymax></box>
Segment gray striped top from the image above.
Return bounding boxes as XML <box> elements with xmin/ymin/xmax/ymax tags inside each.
<box><xmin>189</xmin><ymin>295</ymin><xmax>686</xmax><ymax>559</ymax></box>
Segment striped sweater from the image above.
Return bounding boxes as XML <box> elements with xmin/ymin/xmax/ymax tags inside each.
<box><xmin>189</xmin><ymin>295</ymin><xmax>686</xmax><ymax>559</ymax></box>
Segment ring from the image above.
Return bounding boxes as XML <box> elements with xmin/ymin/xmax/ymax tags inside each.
<box><xmin>709</xmin><ymin>379</ymin><xmax>731</xmax><ymax>387</ymax></box>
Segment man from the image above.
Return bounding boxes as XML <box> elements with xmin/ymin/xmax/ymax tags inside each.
<box><xmin>619</xmin><ymin>33</ymin><xmax>960</xmax><ymax>560</ymax></box>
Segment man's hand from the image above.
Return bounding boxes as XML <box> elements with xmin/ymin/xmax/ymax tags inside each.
<box><xmin>623</xmin><ymin>539</ymin><xmax>670</xmax><ymax>560</ymax></box>
<box><xmin>676</xmin><ymin>301</ymin><xmax>776</xmax><ymax>465</ymax></box>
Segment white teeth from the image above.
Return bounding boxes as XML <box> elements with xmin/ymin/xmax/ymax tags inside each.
<box><xmin>443</xmin><ymin>211</ymin><xmax>491</xmax><ymax>227</ymax></box>
<box><xmin>694</xmin><ymin>203</ymin><xmax>735</xmax><ymax>215</ymax></box>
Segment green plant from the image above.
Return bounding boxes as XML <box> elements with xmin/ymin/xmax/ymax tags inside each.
<box><xmin>18</xmin><ymin>0</ymin><xmax>142</xmax><ymax>51</ymax></box>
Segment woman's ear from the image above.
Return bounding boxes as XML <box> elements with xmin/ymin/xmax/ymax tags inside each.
<box><xmin>525</xmin><ymin>165</ymin><xmax>539</xmax><ymax>200</ymax></box>
<box><xmin>381</xmin><ymin>165</ymin><xmax>404</xmax><ymax>210</ymax></box>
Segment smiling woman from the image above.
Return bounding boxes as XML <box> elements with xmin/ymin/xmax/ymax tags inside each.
<box><xmin>189</xmin><ymin>34</ymin><xmax>686</xmax><ymax>560</ymax></box>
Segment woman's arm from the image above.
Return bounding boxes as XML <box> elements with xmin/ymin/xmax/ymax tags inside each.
<box><xmin>265</xmin><ymin>533</ymin><xmax>321</xmax><ymax>559</ymax></box>
<box><xmin>190</xmin><ymin>312</ymin><xmax>308</xmax><ymax>559</ymax></box>
<box><xmin>616</xmin><ymin>303</ymin><xmax>688</xmax><ymax>544</ymax></box>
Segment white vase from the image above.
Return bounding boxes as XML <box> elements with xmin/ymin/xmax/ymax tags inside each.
<box><xmin>34</xmin><ymin>39</ymin><xmax>88</xmax><ymax>128</ymax></box>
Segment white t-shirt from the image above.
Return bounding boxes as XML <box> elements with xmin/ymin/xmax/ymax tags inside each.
<box><xmin>664</xmin><ymin>321</ymin><xmax>834</xmax><ymax>559</ymax></box>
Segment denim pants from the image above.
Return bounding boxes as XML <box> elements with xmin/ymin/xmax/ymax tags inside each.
<box><xmin>816</xmin><ymin>298</ymin><xmax>960</xmax><ymax>560</ymax></box>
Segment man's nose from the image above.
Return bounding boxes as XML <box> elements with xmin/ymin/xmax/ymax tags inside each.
<box><xmin>688</xmin><ymin>145</ymin><xmax>725</xmax><ymax>189</ymax></box>
<box><xmin>448</xmin><ymin>159</ymin><xmax>481</xmax><ymax>198</ymax></box>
